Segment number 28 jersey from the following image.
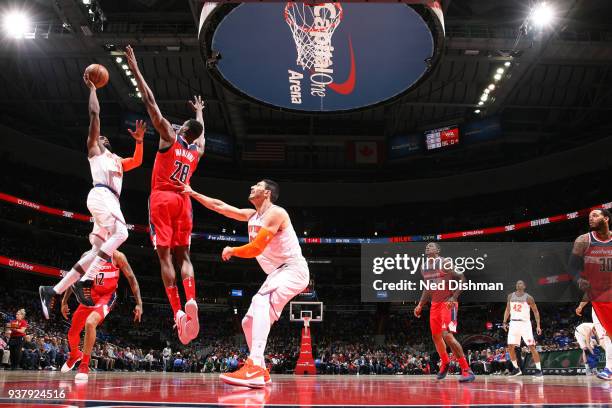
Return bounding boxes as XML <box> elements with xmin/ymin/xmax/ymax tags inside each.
<box><xmin>151</xmin><ymin>136</ymin><xmax>200</xmax><ymax>192</ymax></box>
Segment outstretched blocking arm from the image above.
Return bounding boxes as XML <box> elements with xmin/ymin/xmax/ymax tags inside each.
<box><xmin>84</xmin><ymin>73</ymin><xmax>102</xmax><ymax>158</ymax></box>
<box><xmin>115</xmin><ymin>251</ymin><xmax>143</xmax><ymax>322</ymax></box>
<box><xmin>124</xmin><ymin>45</ymin><xmax>175</xmax><ymax>148</ymax></box>
<box><xmin>182</xmin><ymin>183</ymin><xmax>255</xmax><ymax>222</ymax></box>
<box><xmin>189</xmin><ymin>96</ymin><xmax>206</xmax><ymax>157</ymax></box>
<box><xmin>121</xmin><ymin>120</ymin><xmax>146</xmax><ymax>172</ymax></box>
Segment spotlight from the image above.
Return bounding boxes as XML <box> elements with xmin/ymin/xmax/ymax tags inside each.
<box><xmin>136</xmin><ymin>92</ymin><xmax>142</xmax><ymax>98</ymax></box>
<box><xmin>488</xmin><ymin>84</ymin><xmax>496</xmax><ymax>90</ymax></box>
<box><xmin>126</xmin><ymin>70</ymin><xmax>132</xmax><ymax>76</ymax></box>
<box><xmin>504</xmin><ymin>61</ymin><xmax>511</xmax><ymax>67</ymax></box>
<box><xmin>478</xmin><ymin>101</ymin><xmax>484</xmax><ymax>106</ymax></box>
<box><xmin>304</xmin><ymin>231</ymin><xmax>308</xmax><ymax>236</ymax></box>
<box><xmin>496</xmin><ymin>68</ymin><xmax>505</xmax><ymax>75</ymax></box>
<box><xmin>484</xmin><ymin>89</ymin><xmax>490</xmax><ymax>95</ymax></box>
<box><xmin>232</xmin><ymin>229</ymin><xmax>236</xmax><ymax>234</ymax></box>
<box><xmin>494</xmin><ymin>73</ymin><xmax>502</xmax><ymax>81</ymax></box>
<box><xmin>115</xmin><ymin>57</ymin><xmax>123</xmax><ymax>63</ymax></box>
<box><xmin>121</xmin><ymin>64</ymin><xmax>128</xmax><ymax>70</ymax></box>
<box><xmin>474</xmin><ymin>109</ymin><xmax>481</xmax><ymax>114</ymax></box>
<box><xmin>135</xmin><ymin>87</ymin><xmax>139</xmax><ymax>92</ymax></box>
<box><xmin>82</xmin><ymin>0</ymin><xmax>91</xmax><ymax>4</ymax></box>
<box><xmin>130</xmin><ymin>78</ymin><xmax>137</xmax><ymax>86</ymax></box>
<box><xmin>3</xmin><ymin>11</ymin><xmax>30</xmax><ymax>39</ymax></box>
<box><xmin>530</xmin><ymin>2</ymin><xmax>554</xmax><ymax>28</ymax></box>
<box><xmin>480</xmin><ymin>94</ymin><xmax>488</xmax><ymax>102</ymax></box>
<box><xmin>374</xmin><ymin>232</ymin><xmax>378</xmax><ymax>236</ymax></box>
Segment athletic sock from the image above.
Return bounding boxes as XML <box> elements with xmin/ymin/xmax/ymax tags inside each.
<box><xmin>81</xmin><ymin>354</ymin><xmax>91</xmax><ymax>368</ymax></box>
<box><xmin>165</xmin><ymin>286</ymin><xmax>182</xmax><ymax>317</ymax></box>
<box><xmin>183</xmin><ymin>277</ymin><xmax>196</xmax><ymax>302</ymax></box>
<box><xmin>53</xmin><ymin>270</ymin><xmax>81</xmax><ymax>294</ymax></box>
<box><xmin>458</xmin><ymin>356</ymin><xmax>469</xmax><ymax>371</ymax></box>
<box><xmin>81</xmin><ymin>255</ymin><xmax>107</xmax><ymax>281</ymax></box>
<box><xmin>439</xmin><ymin>352</ymin><xmax>450</xmax><ymax>366</ymax></box>
<box><xmin>511</xmin><ymin>360</ymin><xmax>519</xmax><ymax>369</ymax></box>
<box><xmin>535</xmin><ymin>362</ymin><xmax>541</xmax><ymax>370</ymax></box>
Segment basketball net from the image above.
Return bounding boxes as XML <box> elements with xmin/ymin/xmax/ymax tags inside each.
<box><xmin>303</xmin><ymin>316</ymin><xmax>311</xmax><ymax>328</ymax></box>
<box><xmin>284</xmin><ymin>2</ymin><xmax>343</xmax><ymax>70</ymax></box>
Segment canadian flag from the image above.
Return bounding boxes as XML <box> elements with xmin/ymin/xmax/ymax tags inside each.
<box><xmin>350</xmin><ymin>141</ymin><xmax>380</xmax><ymax>164</ymax></box>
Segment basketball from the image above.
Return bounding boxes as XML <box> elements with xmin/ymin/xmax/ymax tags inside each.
<box><xmin>84</xmin><ymin>64</ymin><xmax>109</xmax><ymax>89</ymax></box>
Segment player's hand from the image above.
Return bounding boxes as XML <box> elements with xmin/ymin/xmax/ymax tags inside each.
<box><xmin>221</xmin><ymin>247</ymin><xmax>234</xmax><ymax>261</ymax></box>
<box><xmin>536</xmin><ymin>326</ymin><xmax>542</xmax><ymax>336</ymax></box>
<box><xmin>83</xmin><ymin>72</ymin><xmax>96</xmax><ymax>91</ymax></box>
<box><xmin>128</xmin><ymin>120</ymin><xmax>146</xmax><ymax>142</ymax></box>
<box><xmin>61</xmin><ymin>303</ymin><xmax>70</xmax><ymax>320</ymax></box>
<box><xmin>133</xmin><ymin>304</ymin><xmax>142</xmax><ymax>323</ymax></box>
<box><xmin>576</xmin><ymin>305</ymin><xmax>584</xmax><ymax>316</ymax></box>
<box><xmin>502</xmin><ymin>322</ymin><xmax>508</xmax><ymax>332</ymax></box>
<box><xmin>414</xmin><ymin>304</ymin><xmax>422</xmax><ymax>318</ymax></box>
<box><xmin>179</xmin><ymin>181</ymin><xmax>194</xmax><ymax>196</ymax></box>
<box><xmin>124</xmin><ymin>45</ymin><xmax>138</xmax><ymax>71</ymax></box>
<box><xmin>188</xmin><ymin>95</ymin><xmax>205</xmax><ymax>112</ymax></box>
<box><xmin>577</xmin><ymin>278</ymin><xmax>591</xmax><ymax>291</ymax></box>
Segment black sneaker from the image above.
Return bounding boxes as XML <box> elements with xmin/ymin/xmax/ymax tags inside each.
<box><xmin>72</xmin><ymin>280</ymin><xmax>95</xmax><ymax>306</ymax></box>
<box><xmin>533</xmin><ymin>369</ymin><xmax>543</xmax><ymax>378</ymax></box>
<box><xmin>509</xmin><ymin>367</ymin><xmax>522</xmax><ymax>376</ymax></box>
<box><xmin>436</xmin><ymin>363</ymin><xmax>449</xmax><ymax>380</ymax></box>
<box><xmin>458</xmin><ymin>369</ymin><xmax>476</xmax><ymax>383</ymax></box>
<box><xmin>39</xmin><ymin>286</ymin><xmax>57</xmax><ymax>319</ymax></box>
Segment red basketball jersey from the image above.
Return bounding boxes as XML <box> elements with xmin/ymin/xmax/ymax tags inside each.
<box><xmin>421</xmin><ymin>256</ymin><xmax>454</xmax><ymax>303</ymax></box>
<box><xmin>582</xmin><ymin>231</ymin><xmax>612</xmax><ymax>302</ymax></box>
<box><xmin>92</xmin><ymin>259</ymin><xmax>120</xmax><ymax>297</ymax></box>
<box><xmin>151</xmin><ymin>136</ymin><xmax>200</xmax><ymax>192</ymax></box>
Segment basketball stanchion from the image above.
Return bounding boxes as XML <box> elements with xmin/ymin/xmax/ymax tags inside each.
<box><xmin>295</xmin><ymin>316</ymin><xmax>316</xmax><ymax>375</ymax></box>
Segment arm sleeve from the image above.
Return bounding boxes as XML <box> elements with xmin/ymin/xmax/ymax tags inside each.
<box><xmin>232</xmin><ymin>228</ymin><xmax>274</xmax><ymax>258</ymax></box>
<box><xmin>121</xmin><ymin>141</ymin><xmax>144</xmax><ymax>172</ymax></box>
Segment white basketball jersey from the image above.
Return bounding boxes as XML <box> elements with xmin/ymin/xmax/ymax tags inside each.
<box><xmin>509</xmin><ymin>292</ymin><xmax>531</xmax><ymax>321</ymax></box>
<box><xmin>247</xmin><ymin>205</ymin><xmax>305</xmax><ymax>274</ymax></box>
<box><xmin>89</xmin><ymin>149</ymin><xmax>123</xmax><ymax>195</ymax></box>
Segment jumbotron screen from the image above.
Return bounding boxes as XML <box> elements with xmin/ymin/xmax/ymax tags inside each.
<box><xmin>424</xmin><ymin>126</ymin><xmax>460</xmax><ymax>150</ymax></box>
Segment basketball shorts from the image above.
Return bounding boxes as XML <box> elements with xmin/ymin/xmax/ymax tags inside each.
<box><xmin>429</xmin><ymin>301</ymin><xmax>458</xmax><ymax>335</ymax></box>
<box><xmin>246</xmin><ymin>259</ymin><xmax>309</xmax><ymax>323</ymax></box>
<box><xmin>72</xmin><ymin>292</ymin><xmax>117</xmax><ymax>328</ymax></box>
<box><xmin>592</xmin><ymin>304</ymin><xmax>608</xmax><ymax>341</ymax></box>
<box><xmin>87</xmin><ymin>187</ymin><xmax>126</xmax><ymax>240</ymax></box>
<box><xmin>148</xmin><ymin>190</ymin><xmax>193</xmax><ymax>249</ymax></box>
<box><xmin>508</xmin><ymin>320</ymin><xmax>535</xmax><ymax>346</ymax></box>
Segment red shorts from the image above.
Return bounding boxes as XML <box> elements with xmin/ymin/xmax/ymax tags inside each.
<box><xmin>430</xmin><ymin>301</ymin><xmax>458</xmax><ymax>335</ymax></box>
<box><xmin>149</xmin><ymin>190</ymin><xmax>193</xmax><ymax>248</ymax></box>
<box><xmin>592</xmin><ymin>302</ymin><xmax>612</xmax><ymax>336</ymax></box>
<box><xmin>72</xmin><ymin>292</ymin><xmax>116</xmax><ymax>327</ymax></box>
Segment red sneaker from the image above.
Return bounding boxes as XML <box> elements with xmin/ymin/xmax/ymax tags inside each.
<box><xmin>61</xmin><ymin>351</ymin><xmax>83</xmax><ymax>373</ymax></box>
<box><xmin>75</xmin><ymin>362</ymin><xmax>89</xmax><ymax>382</ymax></box>
<box><xmin>220</xmin><ymin>358</ymin><xmax>265</xmax><ymax>388</ymax></box>
<box><xmin>264</xmin><ymin>368</ymin><xmax>271</xmax><ymax>385</ymax></box>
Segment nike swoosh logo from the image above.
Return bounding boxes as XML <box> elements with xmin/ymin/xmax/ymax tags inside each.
<box><xmin>328</xmin><ymin>36</ymin><xmax>356</xmax><ymax>95</ymax></box>
<box><xmin>245</xmin><ymin>371</ymin><xmax>260</xmax><ymax>378</ymax></box>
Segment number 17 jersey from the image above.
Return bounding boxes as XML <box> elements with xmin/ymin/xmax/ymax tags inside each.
<box><xmin>151</xmin><ymin>136</ymin><xmax>200</xmax><ymax>192</ymax></box>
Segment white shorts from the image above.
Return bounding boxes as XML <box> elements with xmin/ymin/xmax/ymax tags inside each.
<box><xmin>508</xmin><ymin>320</ymin><xmax>535</xmax><ymax>346</ymax></box>
<box><xmin>593</xmin><ymin>309</ymin><xmax>607</xmax><ymax>341</ymax></box>
<box><xmin>87</xmin><ymin>187</ymin><xmax>125</xmax><ymax>241</ymax></box>
<box><xmin>575</xmin><ymin>331</ymin><xmax>591</xmax><ymax>350</ymax></box>
<box><xmin>246</xmin><ymin>259</ymin><xmax>309</xmax><ymax>323</ymax></box>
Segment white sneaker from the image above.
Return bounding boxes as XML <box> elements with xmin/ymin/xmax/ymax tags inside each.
<box><xmin>184</xmin><ymin>299</ymin><xmax>200</xmax><ymax>341</ymax></box>
<box><xmin>175</xmin><ymin>310</ymin><xmax>191</xmax><ymax>345</ymax></box>
<box><xmin>75</xmin><ymin>372</ymin><xmax>88</xmax><ymax>382</ymax></box>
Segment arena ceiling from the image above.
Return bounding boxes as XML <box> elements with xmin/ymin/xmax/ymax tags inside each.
<box><xmin>1</xmin><ymin>0</ymin><xmax>612</xmax><ymax>151</ymax></box>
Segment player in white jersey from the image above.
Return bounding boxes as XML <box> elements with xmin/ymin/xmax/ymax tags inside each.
<box><xmin>183</xmin><ymin>179</ymin><xmax>309</xmax><ymax>388</ymax></box>
<box><xmin>574</xmin><ymin>322</ymin><xmax>600</xmax><ymax>375</ymax></box>
<box><xmin>39</xmin><ymin>71</ymin><xmax>146</xmax><ymax>317</ymax></box>
<box><xmin>576</xmin><ymin>300</ymin><xmax>611</xmax><ymax>379</ymax></box>
<box><xmin>503</xmin><ymin>280</ymin><xmax>543</xmax><ymax>377</ymax></box>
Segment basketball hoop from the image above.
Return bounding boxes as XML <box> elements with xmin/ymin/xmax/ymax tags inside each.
<box><xmin>303</xmin><ymin>316</ymin><xmax>311</xmax><ymax>328</ymax></box>
<box><xmin>284</xmin><ymin>2</ymin><xmax>343</xmax><ymax>70</ymax></box>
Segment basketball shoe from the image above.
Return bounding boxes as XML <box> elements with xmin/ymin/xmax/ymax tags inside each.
<box><xmin>174</xmin><ymin>310</ymin><xmax>191</xmax><ymax>345</ymax></box>
<box><xmin>184</xmin><ymin>299</ymin><xmax>200</xmax><ymax>341</ymax></box>
<box><xmin>39</xmin><ymin>286</ymin><xmax>57</xmax><ymax>319</ymax></box>
<box><xmin>458</xmin><ymin>369</ymin><xmax>476</xmax><ymax>383</ymax></box>
<box><xmin>72</xmin><ymin>280</ymin><xmax>95</xmax><ymax>307</ymax></box>
<box><xmin>436</xmin><ymin>363</ymin><xmax>449</xmax><ymax>380</ymax></box>
<box><xmin>61</xmin><ymin>351</ymin><xmax>83</xmax><ymax>373</ymax></box>
<box><xmin>597</xmin><ymin>368</ymin><xmax>611</xmax><ymax>380</ymax></box>
<box><xmin>220</xmin><ymin>358</ymin><xmax>266</xmax><ymax>388</ymax></box>
<box><xmin>75</xmin><ymin>363</ymin><xmax>89</xmax><ymax>382</ymax></box>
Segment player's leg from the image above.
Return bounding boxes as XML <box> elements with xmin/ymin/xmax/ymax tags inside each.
<box><xmin>174</xmin><ymin>245</ymin><xmax>198</xmax><ymax>341</ymax></box>
<box><xmin>593</xmin><ymin>309</ymin><xmax>612</xmax><ymax>380</ymax></box>
<box><xmin>62</xmin><ymin>306</ymin><xmax>88</xmax><ymax>372</ymax></box>
<box><xmin>429</xmin><ymin>303</ymin><xmax>451</xmax><ymax>379</ymax></box>
<box><xmin>439</xmin><ymin>303</ymin><xmax>474</xmax><ymax>382</ymax></box>
<box><xmin>39</xmin><ymin>232</ymin><xmax>106</xmax><ymax>318</ymax></box>
<box><xmin>507</xmin><ymin>321</ymin><xmax>523</xmax><ymax>375</ymax></box>
<box><xmin>242</xmin><ymin>314</ymin><xmax>253</xmax><ymax>352</ymax></box>
<box><xmin>75</xmin><ymin>308</ymin><xmax>105</xmax><ymax>382</ymax></box>
<box><xmin>521</xmin><ymin>322</ymin><xmax>542</xmax><ymax>376</ymax></box>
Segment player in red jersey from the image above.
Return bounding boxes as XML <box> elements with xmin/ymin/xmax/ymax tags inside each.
<box><xmin>125</xmin><ymin>45</ymin><xmax>205</xmax><ymax>344</ymax></box>
<box><xmin>60</xmin><ymin>250</ymin><xmax>142</xmax><ymax>382</ymax></box>
<box><xmin>414</xmin><ymin>243</ymin><xmax>475</xmax><ymax>383</ymax></box>
<box><xmin>569</xmin><ymin>208</ymin><xmax>612</xmax><ymax>380</ymax></box>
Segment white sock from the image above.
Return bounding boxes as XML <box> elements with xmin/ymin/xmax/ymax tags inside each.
<box><xmin>604</xmin><ymin>336</ymin><xmax>612</xmax><ymax>370</ymax></box>
<box><xmin>81</xmin><ymin>255</ymin><xmax>106</xmax><ymax>281</ymax></box>
<box><xmin>249</xmin><ymin>294</ymin><xmax>271</xmax><ymax>368</ymax></box>
<box><xmin>535</xmin><ymin>362</ymin><xmax>541</xmax><ymax>370</ymax></box>
<box><xmin>511</xmin><ymin>360</ymin><xmax>518</xmax><ymax>369</ymax></box>
<box><xmin>53</xmin><ymin>250</ymin><xmax>98</xmax><ymax>293</ymax></box>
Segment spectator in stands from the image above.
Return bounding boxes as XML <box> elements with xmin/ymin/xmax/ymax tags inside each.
<box><xmin>173</xmin><ymin>353</ymin><xmax>184</xmax><ymax>372</ymax></box>
<box><xmin>162</xmin><ymin>345</ymin><xmax>172</xmax><ymax>372</ymax></box>
<box><xmin>6</xmin><ymin>308</ymin><xmax>27</xmax><ymax>370</ymax></box>
<box><xmin>0</xmin><ymin>329</ymin><xmax>8</xmax><ymax>369</ymax></box>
